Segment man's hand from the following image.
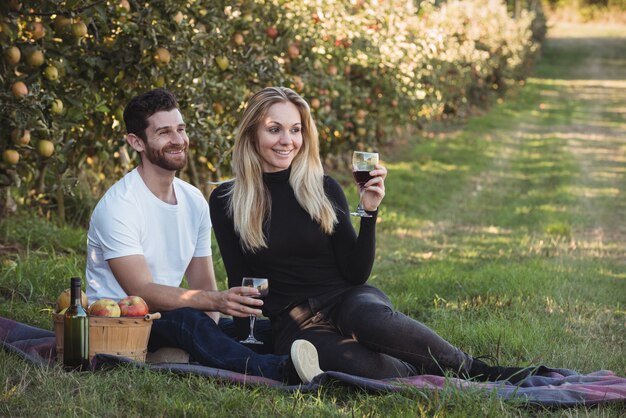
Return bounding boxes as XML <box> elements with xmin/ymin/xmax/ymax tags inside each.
<box><xmin>211</xmin><ymin>286</ymin><xmax>263</xmax><ymax>318</ymax></box>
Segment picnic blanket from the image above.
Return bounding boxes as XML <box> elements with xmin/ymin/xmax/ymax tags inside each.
<box><xmin>2</xmin><ymin>316</ymin><xmax>625</xmax><ymax>407</ymax></box>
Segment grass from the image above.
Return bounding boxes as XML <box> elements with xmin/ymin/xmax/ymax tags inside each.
<box><xmin>1</xmin><ymin>22</ymin><xmax>626</xmax><ymax>417</ymax></box>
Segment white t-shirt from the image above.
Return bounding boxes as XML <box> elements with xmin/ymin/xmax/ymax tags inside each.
<box><xmin>85</xmin><ymin>168</ymin><xmax>212</xmax><ymax>304</ymax></box>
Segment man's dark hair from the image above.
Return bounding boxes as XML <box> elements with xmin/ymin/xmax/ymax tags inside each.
<box><xmin>123</xmin><ymin>88</ymin><xmax>179</xmax><ymax>141</ymax></box>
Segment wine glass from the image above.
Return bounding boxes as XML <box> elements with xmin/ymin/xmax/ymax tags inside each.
<box><xmin>350</xmin><ymin>151</ymin><xmax>379</xmax><ymax>217</ymax></box>
<box><xmin>239</xmin><ymin>277</ymin><xmax>269</xmax><ymax>345</ymax></box>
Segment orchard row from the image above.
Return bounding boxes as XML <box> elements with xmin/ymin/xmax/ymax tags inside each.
<box><xmin>0</xmin><ymin>0</ymin><xmax>546</xmax><ymax>223</ymax></box>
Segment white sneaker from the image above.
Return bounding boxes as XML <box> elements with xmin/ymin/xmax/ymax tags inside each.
<box><xmin>290</xmin><ymin>339</ymin><xmax>323</xmax><ymax>384</ymax></box>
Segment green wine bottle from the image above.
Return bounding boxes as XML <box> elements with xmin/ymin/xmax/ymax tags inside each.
<box><xmin>63</xmin><ymin>277</ymin><xmax>89</xmax><ymax>371</ymax></box>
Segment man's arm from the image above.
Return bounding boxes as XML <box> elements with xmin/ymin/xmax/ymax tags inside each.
<box><xmin>108</xmin><ymin>255</ymin><xmax>263</xmax><ymax>317</ymax></box>
<box><xmin>185</xmin><ymin>256</ymin><xmax>222</xmax><ymax>323</ymax></box>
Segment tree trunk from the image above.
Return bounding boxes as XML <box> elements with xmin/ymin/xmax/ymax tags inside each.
<box><xmin>55</xmin><ymin>177</ymin><xmax>66</xmax><ymax>226</ymax></box>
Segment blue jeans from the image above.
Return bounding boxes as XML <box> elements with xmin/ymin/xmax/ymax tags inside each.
<box><xmin>148</xmin><ymin>307</ymin><xmax>288</xmax><ymax>381</ymax></box>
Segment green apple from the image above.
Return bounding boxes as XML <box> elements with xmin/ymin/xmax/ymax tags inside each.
<box><xmin>71</xmin><ymin>22</ymin><xmax>88</xmax><ymax>38</ymax></box>
<box><xmin>215</xmin><ymin>56</ymin><xmax>229</xmax><ymax>71</ymax></box>
<box><xmin>4</xmin><ymin>46</ymin><xmax>20</xmax><ymax>65</ymax></box>
<box><xmin>26</xmin><ymin>49</ymin><xmax>44</xmax><ymax>67</ymax></box>
<box><xmin>37</xmin><ymin>140</ymin><xmax>55</xmax><ymax>158</ymax></box>
<box><xmin>43</xmin><ymin>65</ymin><xmax>59</xmax><ymax>81</ymax></box>
<box><xmin>50</xmin><ymin>99</ymin><xmax>64</xmax><ymax>114</ymax></box>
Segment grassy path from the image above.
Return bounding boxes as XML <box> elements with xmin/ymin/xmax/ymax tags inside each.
<box><xmin>371</xmin><ymin>21</ymin><xmax>626</xmax><ymax>378</ymax></box>
<box><xmin>1</xmin><ymin>22</ymin><xmax>625</xmax><ymax>418</ymax></box>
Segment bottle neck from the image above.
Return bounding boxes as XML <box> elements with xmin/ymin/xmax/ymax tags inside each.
<box><xmin>70</xmin><ymin>278</ymin><xmax>82</xmax><ymax>305</ymax></box>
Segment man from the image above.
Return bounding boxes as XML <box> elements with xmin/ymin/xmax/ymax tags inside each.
<box><xmin>85</xmin><ymin>88</ymin><xmax>321</xmax><ymax>384</ymax></box>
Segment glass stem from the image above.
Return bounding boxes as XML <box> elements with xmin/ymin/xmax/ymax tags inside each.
<box><xmin>357</xmin><ymin>189</ymin><xmax>365</xmax><ymax>212</ymax></box>
<box><xmin>248</xmin><ymin>314</ymin><xmax>256</xmax><ymax>338</ymax></box>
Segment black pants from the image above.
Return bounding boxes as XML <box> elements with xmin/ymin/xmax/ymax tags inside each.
<box><xmin>272</xmin><ymin>285</ymin><xmax>473</xmax><ymax>379</ymax></box>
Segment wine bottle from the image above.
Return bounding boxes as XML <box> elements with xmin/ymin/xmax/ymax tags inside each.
<box><xmin>63</xmin><ymin>277</ymin><xmax>89</xmax><ymax>371</ymax></box>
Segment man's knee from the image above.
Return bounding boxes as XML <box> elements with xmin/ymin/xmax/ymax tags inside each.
<box><xmin>161</xmin><ymin>307</ymin><xmax>216</xmax><ymax>326</ymax></box>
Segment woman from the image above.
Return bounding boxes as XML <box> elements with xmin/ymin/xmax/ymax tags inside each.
<box><xmin>209</xmin><ymin>86</ymin><xmax>535</xmax><ymax>381</ymax></box>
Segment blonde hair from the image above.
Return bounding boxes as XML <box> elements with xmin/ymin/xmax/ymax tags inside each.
<box><xmin>226</xmin><ymin>86</ymin><xmax>337</xmax><ymax>252</ymax></box>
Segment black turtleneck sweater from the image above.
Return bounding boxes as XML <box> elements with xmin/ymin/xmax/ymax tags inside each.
<box><xmin>209</xmin><ymin>168</ymin><xmax>377</xmax><ymax>328</ymax></box>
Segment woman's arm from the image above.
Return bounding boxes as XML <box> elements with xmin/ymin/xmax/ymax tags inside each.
<box><xmin>326</xmin><ymin>176</ymin><xmax>378</xmax><ymax>284</ymax></box>
<box><xmin>209</xmin><ymin>185</ymin><xmax>254</xmax><ymax>337</ymax></box>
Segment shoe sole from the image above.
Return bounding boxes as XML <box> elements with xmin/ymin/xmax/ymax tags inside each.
<box><xmin>290</xmin><ymin>339</ymin><xmax>323</xmax><ymax>384</ymax></box>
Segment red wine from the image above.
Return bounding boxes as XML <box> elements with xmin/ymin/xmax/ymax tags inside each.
<box><xmin>353</xmin><ymin>170</ymin><xmax>373</xmax><ymax>187</ymax></box>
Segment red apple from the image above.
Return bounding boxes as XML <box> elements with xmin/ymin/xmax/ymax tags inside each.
<box><xmin>118</xmin><ymin>295</ymin><xmax>149</xmax><ymax>317</ymax></box>
<box><xmin>266</xmin><ymin>26</ymin><xmax>278</xmax><ymax>39</ymax></box>
<box><xmin>88</xmin><ymin>298</ymin><xmax>121</xmax><ymax>317</ymax></box>
<box><xmin>287</xmin><ymin>44</ymin><xmax>300</xmax><ymax>59</ymax></box>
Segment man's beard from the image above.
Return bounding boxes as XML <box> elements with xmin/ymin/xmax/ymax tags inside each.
<box><xmin>145</xmin><ymin>143</ymin><xmax>188</xmax><ymax>171</ymax></box>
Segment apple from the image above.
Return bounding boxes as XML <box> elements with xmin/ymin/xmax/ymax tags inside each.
<box><xmin>154</xmin><ymin>47</ymin><xmax>171</xmax><ymax>65</ymax></box>
<box><xmin>292</xmin><ymin>75</ymin><xmax>304</xmax><ymax>92</ymax></box>
<box><xmin>118</xmin><ymin>295</ymin><xmax>149</xmax><ymax>317</ymax></box>
<box><xmin>4</xmin><ymin>46</ymin><xmax>20</xmax><ymax>65</ymax></box>
<box><xmin>310</xmin><ymin>98</ymin><xmax>321</xmax><ymax>109</ymax></box>
<box><xmin>215</xmin><ymin>56</ymin><xmax>229</xmax><ymax>71</ymax></box>
<box><xmin>212</xmin><ymin>102</ymin><xmax>224</xmax><ymax>114</ymax></box>
<box><xmin>173</xmin><ymin>11</ymin><xmax>184</xmax><ymax>24</ymax></box>
<box><xmin>37</xmin><ymin>140</ymin><xmax>55</xmax><ymax>158</ymax></box>
<box><xmin>119</xmin><ymin>0</ymin><xmax>130</xmax><ymax>12</ymax></box>
<box><xmin>287</xmin><ymin>44</ymin><xmax>300</xmax><ymax>59</ymax></box>
<box><xmin>154</xmin><ymin>75</ymin><xmax>165</xmax><ymax>88</ymax></box>
<box><xmin>29</xmin><ymin>22</ymin><xmax>46</xmax><ymax>40</ymax></box>
<box><xmin>43</xmin><ymin>65</ymin><xmax>59</xmax><ymax>81</ymax></box>
<box><xmin>11</xmin><ymin>81</ymin><xmax>28</xmax><ymax>98</ymax></box>
<box><xmin>71</xmin><ymin>22</ymin><xmax>88</xmax><ymax>38</ymax></box>
<box><xmin>266</xmin><ymin>26</ymin><xmax>278</xmax><ymax>39</ymax></box>
<box><xmin>54</xmin><ymin>15</ymin><xmax>72</xmax><ymax>34</ymax></box>
<box><xmin>2</xmin><ymin>149</ymin><xmax>19</xmax><ymax>165</ymax></box>
<box><xmin>26</xmin><ymin>49</ymin><xmax>44</xmax><ymax>67</ymax></box>
<box><xmin>232</xmin><ymin>32</ymin><xmax>244</xmax><ymax>46</ymax></box>
<box><xmin>50</xmin><ymin>99</ymin><xmax>64</xmax><ymax>114</ymax></box>
<box><xmin>56</xmin><ymin>288</ymin><xmax>88</xmax><ymax>312</ymax></box>
<box><xmin>89</xmin><ymin>298</ymin><xmax>121</xmax><ymax>317</ymax></box>
<box><xmin>11</xmin><ymin>128</ymin><xmax>30</xmax><ymax>145</ymax></box>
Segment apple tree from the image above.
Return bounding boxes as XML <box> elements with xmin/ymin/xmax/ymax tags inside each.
<box><xmin>0</xmin><ymin>0</ymin><xmax>546</xmax><ymax>225</ymax></box>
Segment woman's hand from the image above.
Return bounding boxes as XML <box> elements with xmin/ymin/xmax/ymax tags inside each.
<box><xmin>361</xmin><ymin>164</ymin><xmax>387</xmax><ymax>212</ymax></box>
